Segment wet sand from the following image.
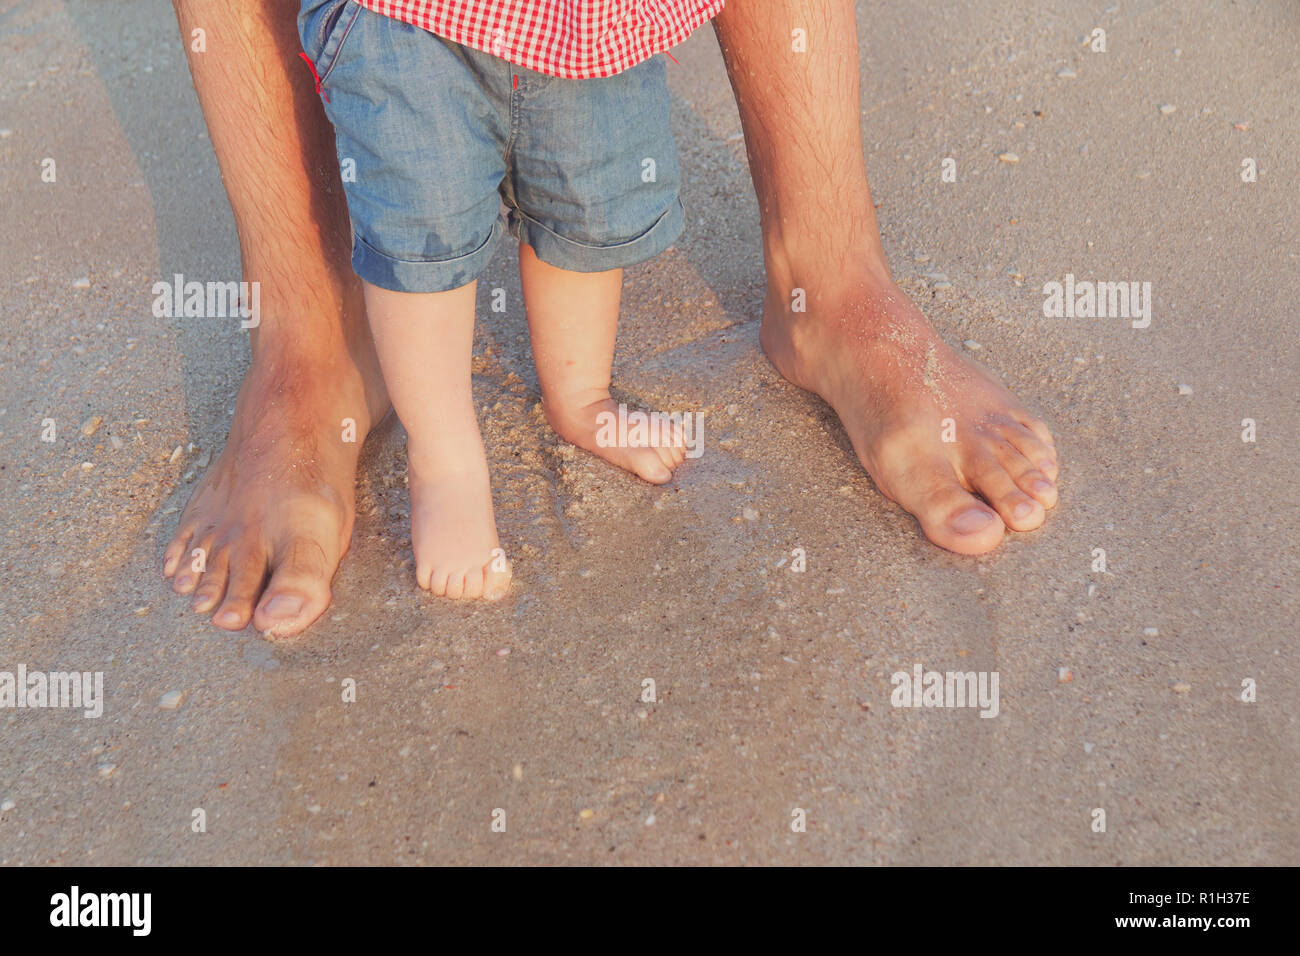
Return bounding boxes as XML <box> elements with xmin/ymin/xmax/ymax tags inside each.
<box><xmin>0</xmin><ymin>0</ymin><xmax>1296</xmax><ymax>864</ymax></box>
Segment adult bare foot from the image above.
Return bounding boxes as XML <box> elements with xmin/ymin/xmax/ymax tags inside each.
<box><xmin>167</xmin><ymin>0</ymin><xmax>392</xmax><ymax>635</ymax></box>
<box><xmin>761</xmin><ymin>267</ymin><xmax>1059</xmax><ymax>555</ymax></box>
<box><xmin>162</xmin><ymin>321</ymin><xmax>388</xmax><ymax>637</ymax></box>
<box><xmin>712</xmin><ymin>0</ymin><xmax>1059</xmax><ymax>556</ymax></box>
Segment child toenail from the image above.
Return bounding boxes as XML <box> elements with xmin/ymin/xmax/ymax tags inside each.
<box><xmin>1040</xmin><ymin>459</ymin><xmax>1056</xmax><ymax>472</ymax></box>
<box><xmin>264</xmin><ymin>595</ymin><xmax>304</xmax><ymax>618</ymax></box>
<box><xmin>951</xmin><ymin>508</ymin><xmax>995</xmax><ymax>534</ymax></box>
<box><xmin>1034</xmin><ymin>478</ymin><xmax>1054</xmax><ymax>493</ymax></box>
<box><xmin>1013</xmin><ymin>501</ymin><xmax>1034</xmax><ymax>519</ymax></box>
<box><xmin>216</xmin><ymin>610</ymin><xmax>241</xmax><ymax>626</ymax></box>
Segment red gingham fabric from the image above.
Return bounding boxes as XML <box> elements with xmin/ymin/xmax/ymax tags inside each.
<box><xmin>355</xmin><ymin>0</ymin><xmax>727</xmax><ymax>78</ymax></box>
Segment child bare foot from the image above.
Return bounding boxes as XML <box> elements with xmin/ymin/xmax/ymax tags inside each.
<box><xmin>407</xmin><ymin>440</ymin><xmax>509</xmax><ymax>599</ymax></box>
<box><xmin>547</xmin><ymin>393</ymin><xmax>686</xmax><ymax>484</ymax></box>
<box><xmin>364</xmin><ymin>281</ymin><xmax>511</xmax><ymax>601</ymax></box>
<box><xmin>519</xmin><ymin>243</ymin><xmax>687</xmax><ymax>485</ymax></box>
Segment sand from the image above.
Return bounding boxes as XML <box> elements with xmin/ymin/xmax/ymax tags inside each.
<box><xmin>0</xmin><ymin>0</ymin><xmax>1295</xmax><ymax>865</ymax></box>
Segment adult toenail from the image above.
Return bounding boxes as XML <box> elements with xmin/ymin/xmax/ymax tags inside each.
<box><xmin>215</xmin><ymin>610</ymin><xmax>241</xmax><ymax>626</ymax></box>
<box><xmin>951</xmin><ymin>508</ymin><xmax>996</xmax><ymax>534</ymax></box>
<box><xmin>1040</xmin><ymin>459</ymin><xmax>1056</xmax><ymax>472</ymax></box>
<box><xmin>264</xmin><ymin>595</ymin><xmax>304</xmax><ymax>618</ymax></box>
<box><xmin>1013</xmin><ymin>501</ymin><xmax>1034</xmax><ymax>519</ymax></box>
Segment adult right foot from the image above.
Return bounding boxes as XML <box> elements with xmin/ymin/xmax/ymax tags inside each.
<box><xmin>162</xmin><ymin>331</ymin><xmax>388</xmax><ymax>638</ymax></box>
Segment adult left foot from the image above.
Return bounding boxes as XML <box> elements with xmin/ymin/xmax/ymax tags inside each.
<box><xmin>760</xmin><ymin>270</ymin><xmax>1059</xmax><ymax>555</ymax></box>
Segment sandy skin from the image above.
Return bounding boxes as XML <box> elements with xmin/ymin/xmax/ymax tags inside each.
<box><xmin>761</xmin><ymin>269</ymin><xmax>1058</xmax><ymax>556</ymax></box>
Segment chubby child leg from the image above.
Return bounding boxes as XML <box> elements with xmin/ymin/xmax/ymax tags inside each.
<box><xmin>362</xmin><ymin>280</ymin><xmax>511</xmax><ymax>599</ymax></box>
<box><xmin>518</xmin><ymin>243</ymin><xmax>686</xmax><ymax>483</ymax></box>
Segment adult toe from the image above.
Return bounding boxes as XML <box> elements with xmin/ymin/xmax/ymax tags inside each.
<box><xmin>250</xmin><ymin>536</ymin><xmax>334</xmax><ymax>637</ymax></box>
<box><xmin>888</xmin><ymin>454</ymin><xmax>1008</xmax><ymax>555</ymax></box>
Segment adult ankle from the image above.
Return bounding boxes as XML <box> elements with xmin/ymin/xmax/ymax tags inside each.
<box><xmin>763</xmin><ymin>233</ymin><xmax>893</xmax><ymax>314</ymax></box>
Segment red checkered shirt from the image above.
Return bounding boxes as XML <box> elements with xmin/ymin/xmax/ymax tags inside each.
<box><xmin>356</xmin><ymin>0</ymin><xmax>726</xmax><ymax>78</ymax></box>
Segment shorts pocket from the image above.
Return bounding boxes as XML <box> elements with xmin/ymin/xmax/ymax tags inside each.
<box><xmin>298</xmin><ymin>0</ymin><xmax>364</xmax><ymax>85</ymax></box>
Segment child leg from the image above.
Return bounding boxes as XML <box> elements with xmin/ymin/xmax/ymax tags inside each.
<box><xmin>518</xmin><ymin>242</ymin><xmax>685</xmax><ymax>484</ymax></box>
<box><xmin>362</xmin><ymin>280</ymin><xmax>511</xmax><ymax>599</ymax></box>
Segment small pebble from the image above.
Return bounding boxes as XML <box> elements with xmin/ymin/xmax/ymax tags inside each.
<box><xmin>636</xmin><ymin>709</ymin><xmax>648</xmax><ymax>719</ymax></box>
<box><xmin>0</xmin><ymin>799</ymin><xmax>14</xmax><ymax>812</ymax></box>
<box><xmin>196</xmin><ymin>449</ymin><xmax>212</xmax><ymax>468</ymax></box>
<box><xmin>1233</xmin><ymin>121</ymin><xmax>1251</xmax><ymax>131</ymax></box>
<box><xmin>96</xmin><ymin>762</ymin><xmax>117</xmax><ymax>778</ymax></box>
<box><xmin>962</xmin><ymin>339</ymin><xmax>982</xmax><ymax>351</ymax></box>
<box><xmin>1057</xmin><ymin>67</ymin><xmax>1077</xmax><ymax>78</ymax></box>
<box><xmin>1171</xmin><ymin>682</ymin><xmax>1191</xmax><ymax>694</ymax></box>
<box><xmin>80</xmin><ymin>461</ymin><xmax>94</xmax><ymax>471</ymax></box>
<box><xmin>80</xmin><ymin>415</ymin><xmax>103</xmax><ymax>436</ymax></box>
<box><xmin>742</xmin><ymin>505</ymin><xmax>758</xmax><ymax>521</ymax></box>
<box><xmin>1143</xmin><ymin>627</ymin><xmax>1159</xmax><ymax>637</ymax></box>
<box><xmin>644</xmin><ymin>814</ymin><xmax>656</xmax><ymax>826</ymax></box>
<box><xmin>1087</xmin><ymin>583</ymin><xmax>1098</xmax><ymax>597</ymax></box>
<box><xmin>0</xmin><ymin>128</ymin><xmax>12</xmax><ymax>138</ymax></box>
<box><xmin>512</xmin><ymin>764</ymin><xmax>523</xmax><ymax>782</ymax></box>
<box><xmin>496</xmin><ymin>647</ymin><xmax>510</xmax><ymax>657</ymax></box>
<box><xmin>158</xmin><ymin>690</ymin><xmax>184</xmax><ymax>710</ymax></box>
<box><xmin>1177</xmin><ymin>383</ymin><xmax>1193</xmax><ymax>396</ymax></box>
<box><xmin>109</xmin><ymin>434</ymin><xmax>124</xmax><ymax>450</ymax></box>
<box><xmin>1083</xmin><ymin>742</ymin><xmax>1094</xmax><ymax>754</ymax></box>
<box><xmin>997</xmin><ymin>152</ymin><xmax>1020</xmax><ymax>164</ymax></box>
<box><xmin>1058</xmin><ymin>667</ymin><xmax>1073</xmax><ymax>683</ymax></box>
<box><xmin>1158</xmin><ymin>103</ymin><xmax>1177</xmax><ymax>115</ymax></box>
<box><xmin>169</xmin><ymin>445</ymin><xmax>183</xmax><ymax>464</ymax></box>
<box><xmin>579</xmin><ymin>808</ymin><xmax>595</xmax><ymax>820</ymax></box>
<box><xmin>72</xmin><ymin>277</ymin><xmax>91</xmax><ymax>289</ymax></box>
<box><xmin>133</xmin><ymin>606</ymin><xmax>150</xmax><ymax>616</ymax></box>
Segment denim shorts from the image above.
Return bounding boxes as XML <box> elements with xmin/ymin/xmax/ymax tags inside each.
<box><xmin>298</xmin><ymin>0</ymin><xmax>685</xmax><ymax>293</ymax></box>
